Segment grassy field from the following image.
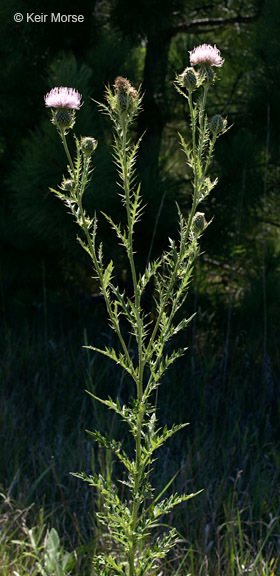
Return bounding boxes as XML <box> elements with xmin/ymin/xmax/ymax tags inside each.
<box><xmin>0</xmin><ymin>301</ymin><xmax>279</xmax><ymax>575</ymax></box>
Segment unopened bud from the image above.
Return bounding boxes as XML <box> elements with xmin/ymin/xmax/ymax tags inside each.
<box><xmin>61</xmin><ymin>179</ymin><xmax>74</xmax><ymax>191</ymax></box>
<box><xmin>114</xmin><ymin>76</ymin><xmax>131</xmax><ymax>95</ymax></box>
<box><xmin>178</xmin><ymin>67</ymin><xmax>197</xmax><ymax>91</ymax></box>
<box><xmin>192</xmin><ymin>212</ymin><xmax>206</xmax><ymax>234</ymax></box>
<box><xmin>81</xmin><ymin>137</ymin><xmax>98</xmax><ymax>156</ymax></box>
<box><xmin>113</xmin><ymin>76</ymin><xmax>138</xmax><ymax>113</ymax></box>
<box><xmin>209</xmin><ymin>115</ymin><xmax>226</xmax><ymax>135</ymax></box>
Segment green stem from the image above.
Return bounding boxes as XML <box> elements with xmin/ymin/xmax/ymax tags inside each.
<box><xmin>119</xmin><ymin>117</ymin><xmax>145</xmax><ymax>576</ymax></box>
<box><xmin>60</xmin><ymin>130</ymin><xmax>75</xmax><ymax>175</ymax></box>
<box><xmin>145</xmin><ymin>85</ymin><xmax>209</xmax><ymax>361</ymax></box>
<box><xmin>197</xmin><ymin>85</ymin><xmax>209</xmax><ymax>188</ymax></box>
<box><xmin>129</xmin><ymin>403</ymin><xmax>144</xmax><ymax>576</ymax></box>
<box><xmin>120</xmin><ymin>118</ymin><xmax>144</xmax><ymax>399</ymax></box>
<box><xmin>204</xmin><ymin>134</ymin><xmax>217</xmax><ymax>177</ymax></box>
<box><xmin>62</xmin><ymin>141</ymin><xmax>132</xmax><ymax>372</ymax></box>
<box><xmin>188</xmin><ymin>90</ymin><xmax>197</xmax><ymax>166</ymax></box>
<box><xmin>121</xmin><ymin>121</ymin><xmax>139</xmax><ymax>299</ymax></box>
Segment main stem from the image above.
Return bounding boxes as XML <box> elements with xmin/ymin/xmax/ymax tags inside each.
<box><xmin>121</xmin><ymin>118</ymin><xmax>144</xmax><ymax>398</ymax></box>
<box><xmin>120</xmin><ymin>118</ymin><xmax>145</xmax><ymax>576</ymax></box>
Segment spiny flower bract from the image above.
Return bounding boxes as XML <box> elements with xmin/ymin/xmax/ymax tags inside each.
<box><xmin>209</xmin><ymin>114</ymin><xmax>227</xmax><ymax>134</ymax></box>
<box><xmin>112</xmin><ymin>76</ymin><xmax>139</xmax><ymax>113</ymax></box>
<box><xmin>44</xmin><ymin>87</ymin><xmax>82</xmax><ymax>109</ymax></box>
<box><xmin>189</xmin><ymin>44</ymin><xmax>224</xmax><ymax>67</ymax></box>
<box><xmin>192</xmin><ymin>212</ymin><xmax>206</xmax><ymax>234</ymax></box>
<box><xmin>178</xmin><ymin>67</ymin><xmax>198</xmax><ymax>91</ymax></box>
<box><xmin>81</xmin><ymin>137</ymin><xmax>98</xmax><ymax>156</ymax></box>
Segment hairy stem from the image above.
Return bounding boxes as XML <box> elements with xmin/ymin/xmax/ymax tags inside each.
<box><xmin>60</xmin><ymin>130</ymin><xmax>75</xmax><ymax>175</ymax></box>
<box><xmin>119</xmin><ymin>117</ymin><xmax>146</xmax><ymax>576</ymax></box>
<box><xmin>120</xmin><ymin>118</ymin><xmax>144</xmax><ymax>399</ymax></box>
<box><xmin>61</xmin><ymin>134</ymin><xmax>132</xmax><ymax>371</ymax></box>
<box><xmin>145</xmin><ymin>88</ymin><xmax>208</xmax><ymax>362</ymax></box>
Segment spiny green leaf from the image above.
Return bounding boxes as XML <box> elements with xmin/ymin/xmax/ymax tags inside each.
<box><xmin>85</xmin><ymin>429</ymin><xmax>133</xmax><ymax>472</ymax></box>
<box><xmin>84</xmin><ymin>346</ymin><xmax>136</xmax><ymax>380</ymax></box>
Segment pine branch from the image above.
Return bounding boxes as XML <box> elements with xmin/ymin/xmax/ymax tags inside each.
<box><xmin>169</xmin><ymin>11</ymin><xmax>260</xmax><ymax>38</ymax></box>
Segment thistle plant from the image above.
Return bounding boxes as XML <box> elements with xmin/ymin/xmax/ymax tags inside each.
<box><xmin>45</xmin><ymin>44</ymin><xmax>228</xmax><ymax>575</ymax></box>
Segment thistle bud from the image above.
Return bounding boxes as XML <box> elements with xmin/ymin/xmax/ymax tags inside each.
<box><xmin>81</xmin><ymin>137</ymin><xmax>98</xmax><ymax>156</ymax></box>
<box><xmin>178</xmin><ymin>67</ymin><xmax>197</xmax><ymax>91</ymax></box>
<box><xmin>114</xmin><ymin>76</ymin><xmax>130</xmax><ymax>93</ymax></box>
<box><xmin>209</xmin><ymin>115</ymin><xmax>227</xmax><ymax>135</ymax></box>
<box><xmin>192</xmin><ymin>212</ymin><xmax>206</xmax><ymax>235</ymax></box>
<box><xmin>113</xmin><ymin>76</ymin><xmax>138</xmax><ymax>113</ymax></box>
<box><xmin>61</xmin><ymin>179</ymin><xmax>74</xmax><ymax>191</ymax></box>
<box><xmin>53</xmin><ymin>108</ymin><xmax>75</xmax><ymax>130</ymax></box>
<box><xmin>198</xmin><ymin>65</ymin><xmax>215</xmax><ymax>85</ymax></box>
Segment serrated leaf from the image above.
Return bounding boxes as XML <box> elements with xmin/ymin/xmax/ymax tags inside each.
<box><xmin>85</xmin><ymin>429</ymin><xmax>133</xmax><ymax>472</ymax></box>
<box><xmin>103</xmin><ymin>259</ymin><xmax>114</xmax><ymax>289</ymax></box>
<box><xmin>84</xmin><ymin>345</ymin><xmax>136</xmax><ymax>381</ymax></box>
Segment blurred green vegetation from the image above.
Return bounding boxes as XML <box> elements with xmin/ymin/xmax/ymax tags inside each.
<box><xmin>0</xmin><ymin>0</ymin><xmax>280</xmax><ymax>574</ymax></box>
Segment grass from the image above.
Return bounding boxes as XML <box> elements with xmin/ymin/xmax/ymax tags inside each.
<box><xmin>0</xmin><ymin>299</ymin><xmax>279</xmax><ymax>575</ymax></box>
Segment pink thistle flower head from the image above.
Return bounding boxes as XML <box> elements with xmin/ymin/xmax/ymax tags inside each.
<box><xmin>189</xmin><ymin>44</ymin><xmax>224</xmax><ymax>68</ymax></box>
<box><xmin>44</xmin><ymin>87</ymin><xmax>82</xmax><ymax>109</ymax></box>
